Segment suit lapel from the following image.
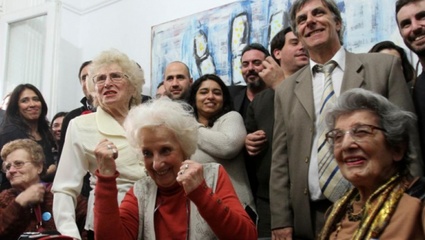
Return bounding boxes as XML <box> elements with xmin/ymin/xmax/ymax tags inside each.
<box><xmin>233</xmin><ymin>89</ymin><xmax>245</xmax><ymax>113</ymax></box>
<box><xmin>341</xmin><ymin>51</ymin><xmax>365</xmax><ymax>92</ymax></box>
<box><xmin>294</xmin><ymin>68</ymin><xmax>315</xmax><ymax>120</ymax></box>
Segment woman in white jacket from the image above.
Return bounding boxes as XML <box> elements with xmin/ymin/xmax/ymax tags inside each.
<box><xmin>52</xmin><ymin>49</ymin><xmax>145</xmax><ymax>240</ymax></box>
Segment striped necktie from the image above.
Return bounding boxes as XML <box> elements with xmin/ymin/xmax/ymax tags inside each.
<box><xmin>316</xmin><ymin>61</ymin><xmax>351</xmax><ymax>202</ymax></box>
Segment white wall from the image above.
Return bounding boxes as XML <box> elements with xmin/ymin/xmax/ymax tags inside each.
<box><xmin>57</xmin><ymin>0</ymin><xmax>236</xmax><ymax>113</ymax></box>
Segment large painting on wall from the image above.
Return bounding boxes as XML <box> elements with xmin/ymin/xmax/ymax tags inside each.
<box><xmin>151</xmin><ymin>0</ymin><xmax>409</xmax><ymax>92</ymax></box>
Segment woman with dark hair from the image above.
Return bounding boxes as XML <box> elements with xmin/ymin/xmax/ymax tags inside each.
<box><xmin>50</xmin><ymin>112</ymin><xmax>68</xmax><ymax>144</ymax></box>
<box><xmin>0</xmin><ymin>84</ymin><xmax>56</xmax><ymax>191</ymax></box>
<box><xmin>50</xmin><ymin>111</ymin><xmax>68</xmax><ymax>165</ymax></box>
<box><xmin>369</xmin><ymin>40</ymin><xmax>415</xmax><ymax>83</ymax></box>
<box><xmin>187</xmin><ymin>74</ymin><xmax>256</xmax><ymax>220</ymax></box>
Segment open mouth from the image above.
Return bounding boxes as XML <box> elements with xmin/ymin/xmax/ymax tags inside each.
<box><xmin>205</xmin><ymin>102</ymin><xmax>216</xmax><ymax>107</ymax></box>
<box><xmin>156</xmin><ymin>168</ymin><xmax>170</xmax><ymax>176</ymax></box>
<box><xmin>344</xmin><ymin>156</ymin><xmax>365</xmax><ymax>166</ymax></box>
<box><xmin>414</xmin><ymin>34</ymin><xmax>425</xmax><ymax>42</ymax></box>
<box><xmin>306</xmin><ymin>28</ymin><xmax>324</xmax><ymax>37</ymax></box>
<box><xmin>104</xmin><ymin>90</ymin><xmax>117</xmax><ymax>96</ymax></box>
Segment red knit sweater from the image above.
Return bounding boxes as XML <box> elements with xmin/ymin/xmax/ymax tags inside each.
<box><xmin>94</xmin><ymin>165</ymin><xmax>257</xmax><ymax>239</ymax></box>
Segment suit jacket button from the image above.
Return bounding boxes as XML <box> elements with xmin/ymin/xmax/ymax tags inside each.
<box><xmin>304</xmin><ymin>188</ymin><xmax>308</xmax><ymax>195</ymax></box>
<box><xmin>305</xmin><ymin>157</ymin><xmax>309</xmax><ymax>163</ymax></box>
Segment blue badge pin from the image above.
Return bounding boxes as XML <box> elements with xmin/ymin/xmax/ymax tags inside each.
<box><xmin>42</xmin><ymin>212</ymin><xmax>51</xmax><ymax>221</ymax></box>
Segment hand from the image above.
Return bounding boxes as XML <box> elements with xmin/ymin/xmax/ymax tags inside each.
<box><xmin>95</xmin><ymin>139</ymin><xmax>119</xmax><ymax>176</ymax></box>
<box><xmin>260</xmin><ymin>56</ymin><xmax>286</xmax><ymax>89</ymax></box>
<box><xmin>46</xmin><ymin>164</ymin><xmax>57</xmax><ymax>175</ymax></box>
<box><xmin>245</xmin><ymin>130</ymin><xmax>267</xmax><ymax>156</ymax></box>
<box><xmin>15</xmin><ymin>183</ymin><xmax>46</xmax><ymax>207</ymax></box>
<box><xmin>272</xmin><ymin>227</ymin><xmax>293</xmax><ymax>240</ymax></box>
<box><xmin>176</xmin><ymin>160</ymin><xmax>204</xmax><ymax>194</ymax></box>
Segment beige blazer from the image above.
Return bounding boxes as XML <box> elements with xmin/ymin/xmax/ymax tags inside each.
<box><xmin>270</xmin><ymin>51</ymin><xmax>423</xmax><ymax>239</ymax></box>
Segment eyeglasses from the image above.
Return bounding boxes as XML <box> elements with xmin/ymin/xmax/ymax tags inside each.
<box><xmin>92</xmin><ymin>72</ymin><xmax>129</xmax><ymax>86</ymax></box>
<box><xmin>325</xmin><ymin>124</ymin><xmax>386</xmax><ymax>147</ymax></box>
<box><xmin>2</xmin><ymin>160</ymin><xmax>32</xmax><ymax>173</ymax></box>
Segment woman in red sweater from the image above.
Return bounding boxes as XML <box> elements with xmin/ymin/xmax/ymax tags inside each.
<box><xmin>0</xmin><ymin>139</ymin><xmax>86</xmax><ymax>239</ymax></box>
<box><xmin>94</xmin><ymin>97</ymin><xmax>257</xmax><ymax>239</ymax></box>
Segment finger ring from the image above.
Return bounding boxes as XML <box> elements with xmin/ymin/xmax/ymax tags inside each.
<box><xmin>112</xmin><ymin>148</ymin><xmax>118</xmax><ymax>159</ymax></box>
<box><xmin>179</xmin><ymin>171</ymin><xmax>184</xmax><ymax>175</ymax></box>
<box><xmin>185</xmin><ymin>164</ymin><xmax>189</xmax><ymax>169</ymax></box>
<box><xmin>107</xmin><ymin>144</ymin><xmax>112</xmax><ymax>149</ymax></box>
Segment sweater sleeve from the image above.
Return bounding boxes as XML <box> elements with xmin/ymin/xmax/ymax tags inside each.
<box><xmin>187</xmin><ymin>165</ymin><xmax>257</xmax><ymax>240</ymax></box>
<box><xmin>197</xmin><ymin>111</ymin><xmax>247</xmax><ymax>159</ymax></box>
<box><xmin>0</xmin><ymin>191</ymin><xmax>31</xmax><ymax>239</ymax></box>
<box><xmin>52</xmin><ymin>120</ymin><xmax>88</xmax><ymax>239</ymax></box>
<box><xmin>94</xmin><ymin>170</ymin><xmax>139</xmax><ymax>240</ymax></box>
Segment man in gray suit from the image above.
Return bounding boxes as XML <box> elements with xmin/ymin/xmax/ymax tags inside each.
<box><xmin>270</xmin><ymin>0</ymin><xmax>423</xmax><ymax>239</ymax></box>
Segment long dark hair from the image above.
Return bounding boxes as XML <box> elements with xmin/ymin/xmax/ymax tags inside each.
<box><xmin>4</xmin><ymin>84</ymin><xmax>54</xmax><ymax>143</ymax></box>
<box><xmin>369</xmin><ymin>41</ymin><xmax>415</xmax><ymax>82</ymax></box>
<box><xmin>188</xmin><ymin>74</ymin><xmax>234</xmax><ymax>127</ymax></box>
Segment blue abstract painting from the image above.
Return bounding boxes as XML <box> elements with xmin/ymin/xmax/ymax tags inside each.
<box><xmin>151</xmin><ymin>0</ymin><xmax>409</xmax><ymax>94</ymax></box>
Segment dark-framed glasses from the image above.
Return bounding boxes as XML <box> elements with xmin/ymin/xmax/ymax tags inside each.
<box><xmin>2</xmin><ymin>160</ymin><xmax>32</xmax><ymax>173</ymax></box>
<box><xmin>325</xmin><ymin>124</ymin><xmax>386</xmax><ymax>147</ymax></box>
<box><xmin>92</xmin><ymin>72</ymin><xmax>129</xmax><ymax>86</ymax></box>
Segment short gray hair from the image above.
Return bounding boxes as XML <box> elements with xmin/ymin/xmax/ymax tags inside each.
<box><xmin>87</xmin><ymin>49</ymin><xmax>145</xmax><ymax>107</ymax></box>
<box><xmin>290</xmin><ymin>0</ymin><xmax>344</xmax><ymax>45</ymax></box>
<box><xmin>124</xmin><ymin>97</ymin><xmax>198</xmax><ymax>159</ymax></box>
<box><xmin>326</xmin><ymin>89</ymin><xmax>416</xmax><ymax>172</ymax></box>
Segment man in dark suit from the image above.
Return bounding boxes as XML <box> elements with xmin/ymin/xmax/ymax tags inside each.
<box><xmin>244</xmin><ymin>27</ymin><xmax>308</xmax><ymax>238</ymax></box>
<box><xmin>229</xmin><ymin>43</ymin><xmax>270</xmax><ymax>119</ymax></box>
<box><xmin>270</xmin><ymin>0</ymin><xmax>423</xmax><ymax>239</ymax></box>
<box><xmin>396</xmin><ymin>0</ymin><xmax>425</xmax><ymax>165</ymax></box>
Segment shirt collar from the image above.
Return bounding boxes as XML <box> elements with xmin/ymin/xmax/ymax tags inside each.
<box><xmin>309</xmin><ymin>47</ymin><xmax>346</xmax><ymax>74</ymax></box>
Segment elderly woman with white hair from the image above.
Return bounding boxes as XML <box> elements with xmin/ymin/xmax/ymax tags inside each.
<box><xmin>93</xmin><ymin>98</ymin><xmax>257</xmax><ymax>240</ymax></box>
<box><xmin>52</xmin><ymin>49</ymin><xmax>145</xmax><ymax>240</ymax></box>
<box><xmin>319</xmin><ymin>88</ymin><xmax>425</xmax><ymax>239</ymax></box>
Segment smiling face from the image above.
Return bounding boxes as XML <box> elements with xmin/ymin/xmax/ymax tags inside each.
<box><xmin>294</xmin><ymin>0</ymin><xmax>341</xmax><ymax>59</ymax></box>
<box><xmin>241</xmin><ymin>49</ymin><xmax>267</xmax><ymax>89</ymax></box>
<box><xmin>274</xmin><ymin>31</ymin><xmax>309</xmax><ymax>74</ymax></box>
<box><xmin>94</xmin><ymin>63</ymin><xmax>134</xmax><ymax>110</ymax></box>
<box><xmin>51</xmin><ymin>116</ymin><xmax>64</xmax><ymax>142</ymax></box>
<box><xmin>195</xmin><ymin>79</ymin><xmax>224</xmax><ymax>124</ymax></box>
<box><xmin>397</xmin><ymin>0</ymin><xmax>425</xmax><ymax>57</ymax></box>
<box><xmin>18</xmin><ymin>89</ymin><xmax>42</xmax><ymax>122</ymax></box>
<box><xmin>4</xmin><ymin>149</ymin><xmax>42</xmax><ymax>190</ymax></box>
<box><xmin>333</xmin><ymin>110</ymin><xmax>404</xmax><ymax>189</ymax></box>
<box><xmin>140</xmin><ymin>126</ymin><xmax>185</xmax><ymax>189</ymax></box>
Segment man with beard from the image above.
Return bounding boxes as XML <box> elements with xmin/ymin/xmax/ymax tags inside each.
<box><xmin>163</xmin><ymin>61</ymin><xmax>193</xmax><ymax>101</ymax></box>
<box><xmin>244</xmin><ymin>27</ymin><xmax>309</xmax><ymax>238</ymax></box>
<box><xmin>229</xmin><ymin>43</ymin><xmax>270</xmax><ymax>119</ymax></box>
<box><xmin>270</xmin><ymin>0</ymin><xmax>422</xmax><ymax>239</ymax></box>
<box><xmin>396</xmin><ymin>0</ymin><xmax>425</xmax><ymax>161</ymax></box>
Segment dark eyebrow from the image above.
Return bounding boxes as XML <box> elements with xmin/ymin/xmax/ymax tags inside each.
<box><xmin>416</xmin><ymin>10</ymin><xmax>425</xmax><ymax>20</ymax></box>
<box><xmin>399</xmin><ymin>18</ymin><xmax>411</xmax><ymax>27</ymax></box>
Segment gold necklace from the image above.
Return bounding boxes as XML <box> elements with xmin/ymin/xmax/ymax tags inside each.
<box><xmin>333</xmin><ymin>222</ymin><xmax>342</xmax><ymax>239</ymax></box>
<box><xmin>346</xmin><ymin>197</ymin><xmax>364</xmax><ymax>222</ymax></box>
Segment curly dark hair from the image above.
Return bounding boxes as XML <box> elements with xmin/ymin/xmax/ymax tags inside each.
<box><xmin>188</xmin><ymin>74</ymin><xmax>234</xmax><ymax>127</ymax></box>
